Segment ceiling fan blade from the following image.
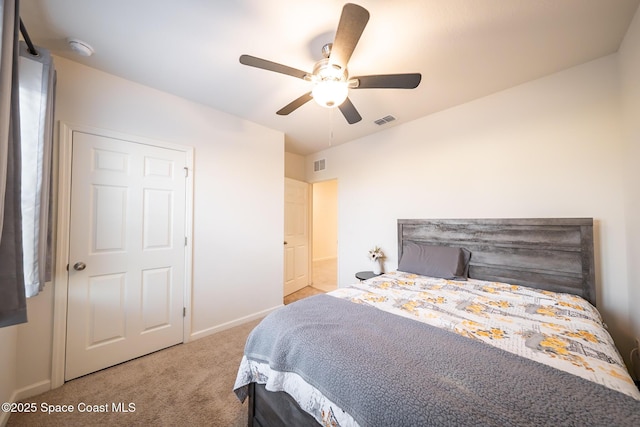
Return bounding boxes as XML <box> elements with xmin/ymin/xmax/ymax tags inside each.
<box><xmin>240</xmin><ymin>54</ymin><xmax>309</xmax><ymax>80</ymax></box>
<box><xmin>329</xmin><ymin>3</ymin><xmax>370</xmax><ymax>69</ymax></box>
<box><xmin>338</xmin><ymin>97</ymin><xmax>362</xmax><ymax>124</ymax></box>
<box><xmin>277</xmin><ymin>92</ymin><xmax>313</xmax><ymax>115</ymax></box>
<box><xmin>353</xmin><ymin>73</ymin><xmax>422</xmax><ymax>89</ymax></box>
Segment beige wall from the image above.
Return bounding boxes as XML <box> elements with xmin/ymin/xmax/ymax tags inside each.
<box><xmin>306</xmin><ymin>54</ymin><xmax>637</xmax><ymax>363</ymax></box>
<box><xmin>619</xmin><ymin>3</ymin><xmax>640</xmax><ymax>350</ymax></box>
<box><xmin>285</xmin><ymin>151</ymin><xmax>306</xmax><ymax>181</ymax></box>
<box><xmin>312</xmin><ymin>180</ymin><xmax>338</xmax><ymax>261</ymax></box>
<box><xmin>3</xmin><ymin>56</ymin><xmax>285</xmax><ymax>404</ymax></box>
<box><xmin>53</xmin><ymin>57</ymin><xmax>285</xmax><ymax>335</ymax></box>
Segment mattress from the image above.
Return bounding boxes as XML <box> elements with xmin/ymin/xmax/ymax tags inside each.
<box><xmin>234</xmin><ymin>272</ymin><xmax>640</xmax><ymax>425</ymax></box>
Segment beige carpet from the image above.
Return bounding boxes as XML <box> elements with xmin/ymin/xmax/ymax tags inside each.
<box><xmin>7</xmin><ymin>319</ymin><xmax>261</xmax><ymax>427</ymax></box>
<box><xmin>283</xmin><ymin>286</ymin><xmax>324</xmax><ymax>304</ymax></box>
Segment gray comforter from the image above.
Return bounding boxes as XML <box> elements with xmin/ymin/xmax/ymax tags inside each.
<box><xmin>236</xmin><ymin>294</ymin><xmax>640</xmax><ymax>426</ymax></box>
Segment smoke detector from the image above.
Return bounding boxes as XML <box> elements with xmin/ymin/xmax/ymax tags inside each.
<box><xmin>67</xmin><ymin>38</ymin><xmax>94</xmax><ymax>57</ymax></box>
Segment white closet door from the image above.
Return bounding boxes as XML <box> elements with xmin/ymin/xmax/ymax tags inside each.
<box><xmin>65</xmin><ymin>131</ymin><xmax>187</xmax><ymax>380</ymax></box>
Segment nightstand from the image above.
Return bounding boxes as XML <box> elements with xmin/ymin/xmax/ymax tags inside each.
<box><xmin>355</xmin><ymin>271</ymin><xmax>381</xmax><ymax>282</ymax></box>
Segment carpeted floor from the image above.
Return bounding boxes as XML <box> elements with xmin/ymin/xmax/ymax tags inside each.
<box><xmin>7</xmin><ymin>286</ymin><xmax>330</xmax><ymax>427</ymax></box>
<box><xmin>283</xmin><ymin>285</ymin><xmax>324</xmax><ymax>304</ymax></box>
<box><xmin>7</xmin><ymin>287</ymin><xmax>327</xmax><ymax>427</ymax></box>
<box><xmin>7</xmin><ymin>318</ymin><xmax>261</xmax><ymax>427</ymax></box>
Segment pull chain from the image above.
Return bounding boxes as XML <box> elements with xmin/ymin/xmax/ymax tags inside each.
<box><xmin>329</xmin><ymin>108</ymin><xmax>335</xmax><ymax>148</ymax></box>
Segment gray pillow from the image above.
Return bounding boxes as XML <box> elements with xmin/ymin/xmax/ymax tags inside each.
<box><xmin>398</xmin><ymin>242</ymin><xmax>471</xmax><ymax>280</ymax></box>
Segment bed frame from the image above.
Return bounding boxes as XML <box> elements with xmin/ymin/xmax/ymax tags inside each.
<box><xmin>246</xmin><ymin>217</ymin><xmax>596</xmax><ymax>426</ymax></box>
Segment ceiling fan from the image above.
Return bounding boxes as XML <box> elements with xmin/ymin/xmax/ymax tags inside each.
<box><xmin>239</xmin><ymin>3</ymin><xmax>421</xmax><ymax>124</ymax></box>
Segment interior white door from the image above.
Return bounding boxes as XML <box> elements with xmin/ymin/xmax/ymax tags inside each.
<box><xmin>284</xmin><ymin>178</ymin><xmax>309</xmax><ymax>296</ymax></box>
<box><xmin>65</xmin><ymin>131</ymin><xmax>187</xmax><ymax>380</ymax></box>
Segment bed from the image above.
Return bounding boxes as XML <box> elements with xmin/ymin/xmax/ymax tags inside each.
<box><xmin>234</xmin><ymin>218</ymin><xmax>640</xmax><ymax>426</ymax></box>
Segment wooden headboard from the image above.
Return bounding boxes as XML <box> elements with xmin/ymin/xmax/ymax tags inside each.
<box><xmin>397</xmin><ymin>218</ymin><xmax>596</xmax><ymax>306</ymax></box>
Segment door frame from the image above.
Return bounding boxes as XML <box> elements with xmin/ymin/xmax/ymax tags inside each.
<box><xmin>51</xmin><ymin>122</ymin><xmax>194</xmax><ymax>388</ymax></box>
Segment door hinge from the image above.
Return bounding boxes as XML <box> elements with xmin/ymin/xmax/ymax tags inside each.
<box><xmin>183</xmin><ymin>307</ymin><xmax>186</xmax><ymax>317</ymax></box>
<box><xmin>185</xmin><ymin>236</ymin><xmax>187</xmax><ymax>246</ymax></box>
<box><xmin>184</xmin><ymin>167</ymin><xmax>188</xmax><ymax>177</ymax></box>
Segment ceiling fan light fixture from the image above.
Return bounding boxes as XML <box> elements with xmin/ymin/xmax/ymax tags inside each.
<box><xmin>312</xmin><ymin>80</ymin><xmax>348</xmax><ymax>108</ymax></box>
<box><xmin>311</xmin><ymin>58</ymin><xmax>348</xmax><ymax>108</ymax></box>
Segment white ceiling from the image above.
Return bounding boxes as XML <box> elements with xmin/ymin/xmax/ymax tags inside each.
<box><xmin>20</xmin><ymin>0</ymin><xmax>640</xmax><ymax>155</ymax></box>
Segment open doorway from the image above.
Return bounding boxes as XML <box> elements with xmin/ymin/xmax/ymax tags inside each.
<box><xmin>311</xmin><ymin>179</ymin><xmax>338</xmax><ymax>292</ymax></box>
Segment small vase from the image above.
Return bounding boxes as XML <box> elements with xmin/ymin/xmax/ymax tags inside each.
<box><xmin>372</xmin><ymin>260</ymin><xmax>382</xmax><ymax>275</ymax></box>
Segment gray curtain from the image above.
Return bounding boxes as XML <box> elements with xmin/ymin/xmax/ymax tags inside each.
<box><xmin>19</xmin><ymin>40</ymin><xmax>54</xmax><ymax>297</ymax></box>
<box><xmin>0</xmin><ymin>0</ymin><xmax>27</xmax><ymax>327</ymax></box>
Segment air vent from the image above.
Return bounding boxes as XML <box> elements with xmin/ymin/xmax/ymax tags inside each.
<box><xmin>374</xmin><ymin>115</ymin><xmax>396</xmax><ymax>126</ymax></box>
<box><xmin>313</xmin><ymin>159</ymin><xmax>326</xmax><ymax>172</ymax></box>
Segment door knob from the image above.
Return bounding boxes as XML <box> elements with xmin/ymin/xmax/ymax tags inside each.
<box><xmin>73</xmin><ymin>262</ymin><xmax>87</xmax><ymax>271</ymax></box>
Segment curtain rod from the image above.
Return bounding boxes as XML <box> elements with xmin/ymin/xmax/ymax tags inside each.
<box><xmin>19</xmin><ymin>18</ymin><xmax>39</xmax><ymax>56</ymax></box>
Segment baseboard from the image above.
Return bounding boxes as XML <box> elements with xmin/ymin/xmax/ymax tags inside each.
<box><xmin>0</xmin><ymin>380</ymin><xmax>51</xmax><ymax>427</ymax></box>
<box><xmin>189</xmin><ymin>305</ymin><xmax>282</xmax><ymax>341</ymax></box>
<box><xmin>14</xmin><ymin>379</ymin><xmax>51</xmax><ymax>402</ymax></box>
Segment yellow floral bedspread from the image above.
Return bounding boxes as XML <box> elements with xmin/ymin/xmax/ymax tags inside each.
<box><xmin>330</xmin><ymin>271</ymin><xmax>640</xmax><ymax>400</ymax></box>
